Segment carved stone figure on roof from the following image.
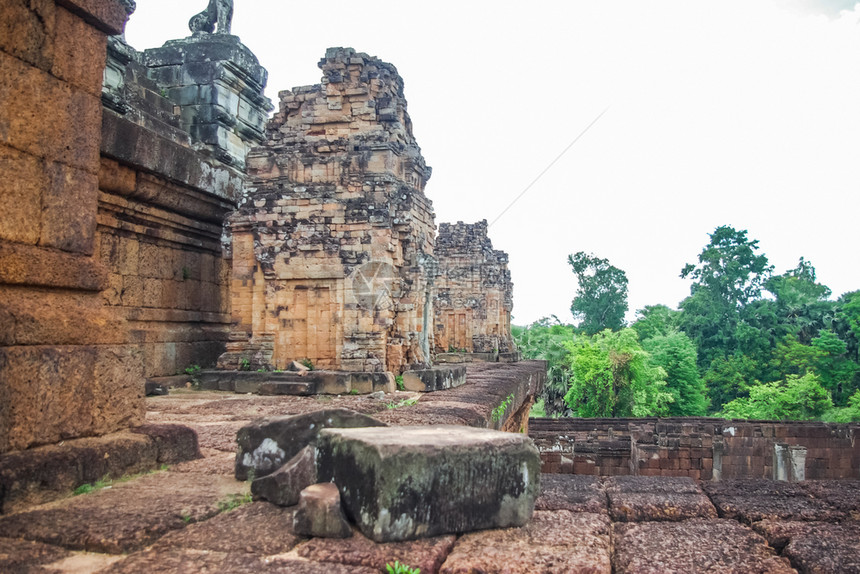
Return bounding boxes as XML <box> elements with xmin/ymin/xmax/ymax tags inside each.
<box><xmin>189</xmin><ymin>0</ymin><xmax>233</xmax><ymax>35</ymax></box>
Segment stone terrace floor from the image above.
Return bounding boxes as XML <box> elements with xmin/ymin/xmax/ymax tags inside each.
<box><xmin>2</xmin><ymin>364</ymin><xmax>859</xmax><ymax>573</ymax></box>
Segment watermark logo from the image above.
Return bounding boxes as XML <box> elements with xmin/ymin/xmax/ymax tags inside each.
<box><xmin>350</xmin><ymin>261</ymin><xmax>396</xmax><ymax>311</ymax></box>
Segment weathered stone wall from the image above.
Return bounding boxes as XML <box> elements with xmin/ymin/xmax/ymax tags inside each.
<box><xmin>0</xmin><ymin>0</ymin><xmax>138</xmax><ymax>453</ymax></box>
<box><xmin>98</xmin><ymin>31</ymin><xmax>271</xmax><ymax>378</ymax></box>
<box><xmin>434</xmin><ymin>220</ymin><xmax>514</xmax><ymax>355</ymax></box>
<box><xmin>0</xmin><ymin>1</ymin><xmax>271</xmax><ymax>453</ymax></box>
<box><xmin>531</xmin><ymin>418</ymin><xmax>860</xmax><ymax>481</ymax></box>
<box><xmin>222</xmin><ymin>47</ymin><xmax>436</xmax><ymax>374</ymax></box>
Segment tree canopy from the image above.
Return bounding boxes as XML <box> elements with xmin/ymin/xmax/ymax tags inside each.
<box><xmin>518</xmin><ymin>225</ymin><xmax>860</xmax><ymax>423</ymax></box>
<box><xmin>569</xmin><ymin>251</ymin><xmax>628</xmax><ymax>335</ymax></box>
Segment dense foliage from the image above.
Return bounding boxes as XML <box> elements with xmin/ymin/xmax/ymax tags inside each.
<box><xmin>515</xmin><ymin>226</ymin><xmax>860</xmax><ymax>421</ymax></box>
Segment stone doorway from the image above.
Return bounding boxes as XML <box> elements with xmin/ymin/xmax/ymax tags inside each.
<box><xmin>270</xmin><ymin>280</ymin><xmax>342</xmax><ymax>370</ymax></box>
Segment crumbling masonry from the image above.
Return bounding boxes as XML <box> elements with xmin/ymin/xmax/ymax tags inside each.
<box><xmin>219</xmin><ymin>48</ymin><xmax>436</xmax><ymax>374</ymax></box>
<box><xmin>434</xmin><ymin>220</ymin><xmax>515</xmax><ymax>356</ymax></box>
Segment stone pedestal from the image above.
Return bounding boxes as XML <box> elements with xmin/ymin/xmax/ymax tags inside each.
<box><xmin>143</xmin><ymin>34</ymin><xmax>273</xmax><ymax>169</ymax></box>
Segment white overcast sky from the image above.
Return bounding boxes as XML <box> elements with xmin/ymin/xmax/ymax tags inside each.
<box><xmin>127</xmin><ymin>0</ymin><xmax>860</xmax><ymax>326</ymax></box>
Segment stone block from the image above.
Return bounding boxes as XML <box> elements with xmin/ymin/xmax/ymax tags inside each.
<box><xmin>0</xmin><ymin>145</ymin><xmax>46</xmax><ymax>245</ymax></box>
<box><xmin>0</xmin><ymin>0</ymin><xmax>56</xmax><ymax>71</ymax></box>
<box><xmin>51</xmin><ymin>6</ymin><xmax>107</xmax><ymax>96</ymax></box>
<box><xmin>317</xmin><ymin>425</ymin><xmax>541</xmax><ymax>542</ymax></box>
<box><xmin>235</xmin><ymin>409</ymin><xmax>386</xmax><ymax>481</ymax></box>
<box><xmin>251</xmin><ymin>445</ymin><xmax>316</xmax><ymax>506</ymax></box>
<box><xmin>293</xmin><ymin>482</ymin><xmax>352</xmax><ymax>539</ymax></box>
<box><xmin>0</xmin><ymin>344</ymin><xmax>144</xmax><ymax>453</ymax></box>
<box><xmin>98</xmin><ymin>157</ymin><xmax>136</xmax><ymax>195</ymax></box>
<box><xmin>0</xmin><ymin>51</ymin><xmax>101</xmax><ymax>171</ymax></box>
<box><xmin>402</xmin><ymin>365</ymin><xmax>467</xmax><ymax>392</ymax></box>
<box><xmin>56</xmin><ymin>0</ymin><xmax>130</xmax><ymax>35</ymax></box>
<box><xmin>40</xmin><ymin>162</ymin><xmax>98</xmax><ymax>254</ymax></box>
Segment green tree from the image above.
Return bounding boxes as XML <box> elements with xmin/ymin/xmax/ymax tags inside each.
<box><xmin>564</xmin><ymin>328</ymin><xmax>673</xmax><ymax>417</ymax></box>
<box><xmin>642</xmin><ymin>332</ymin><xmax>710</xmax><ymax>416</ymax></box>
<box><xmin>825</xmin><ymin>389</ymin><xmax>860</xmax><ymax>423</ymax></box>
<box><xmin>766</xmin><ymin>258</ymin><xmax>834</xmax><ymax>344</ymax></box>
<box><xmin>568</xmin><ymin>252</ymin><xmax>628</xmax><ymax>335</ymax></box>
<box><xmin>810</xmin><ymin>330</ymin><xmax>858</xmax><ymax>405</ymax></box>
<box><xmin>513</xmin><ymin>317</ymin><xmax>576</xmax><ymax>417</ymax></box>
<box><xmin>632</xmin><ymin>305</ymin><xmax>681</xmax><ymax>341</ymax></box>
<box><xmin>720</xmin><ymin>373</ymin><xmax>833</xmax><ymax>421</ymax></box>
<box><xmin>679</xmin><ymin>226</ymin><xmax>774</xmax><ymax>369</ymax></box>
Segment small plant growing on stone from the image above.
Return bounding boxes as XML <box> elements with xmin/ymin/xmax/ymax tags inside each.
<box><xmin>184</xmin><ymin>364</ymin><xmax>202</xmax><ymax>389</ymax></box>
<box><xmin>239</xmin><ymin>358</ymin><xmax>251</xmax><ymax>371</ymax></box>
<box><xmin>216</xmin><ymin>492</ymin><xmax>252</xmax><ymax>512</ymax></box>
<box><xmin>181</xmin><ymin>266</ymin><xmax>191</xmax><ymax>281</ymax></box>
<box><xmin>349</xmin><ymin>389</ymin><xmax>360</xmax><ymax>395</ymax></box>
<box><xmin>491</xmin><ymin>393</ymin><xmax>515</xmax><ymax>423</ymax></box>
<box><xmin>386</xmin><ymin>397</ymin><xmax>418</xmax><ymax>410</ymax></box>
<box><xmin>386</xmin><ymin>561</ymin><xmax>420</xmax><ymax>574</ymax></box>
<box><xmin>300</xmin><ymin>358</ymin><xmax>315</xmax><ymax>370</ymax></box>
<box><xmin>395</xmin><ymin>375</ymin><xmax>405</xmax><ymax>391</ymax></box>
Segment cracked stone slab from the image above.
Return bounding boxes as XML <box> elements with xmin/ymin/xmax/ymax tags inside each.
<box><xmin>754</xmin><ymin>520</ymin><xmax>860</xmax><ymax>573</ymax></box>
<box><xmin>799</xmin><ymin>480</ymin><xmax>860</xmax><ymax>517</ymax></box>
<box><xmin>150</xmin><ymin>502</ymin><xmax>304</xmax><ymax>555</ymax></box>
<box><xmin>296</xmin><ymin>530</ymin><xmax>456</xmax><ymax>573</ymax></box>
<box><xmin>440</xmin><ymin>510</ymin><xmax>612</xmax><ymax>574</ymax></box>
<box><xmin>613</xmin><ymin>519</ymin><xmax>795</xmax><ymax>574</ymax></box>
<box><xmin>534</xmin><ymin>474</ymin><xmax>608</xmax><ymax>514</ymax></box>
<box><xmin>98</xmin><ymin>548</ymin><xmax>380</xmax><ymax>574</ymax></box>
<box><xmin>0</xmin><ymin>472</ymin><xmax>247</xmax><ymax>554</ymax></box>
<box><xmin>604</xmin><ymin>476</ymin><xmax>716</xmax><ymax>522</ymax></box>
<box><xmin>702</xmin><ymin>479</ymin><xmax>844</xmax><ymax>523</ymax></box>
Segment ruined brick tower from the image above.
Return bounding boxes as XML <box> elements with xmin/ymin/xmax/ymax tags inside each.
<box><xmin>434</xmin><ymin>221</ymin><xmax>515</xmax><ymax>356</ymax></box>
<box><xmin>221</xmin><ymin>48</ymin><xmax>436</xmax><ymax>373</ymax></box>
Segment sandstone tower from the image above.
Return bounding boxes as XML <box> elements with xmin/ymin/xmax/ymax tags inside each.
<box><xmin>221</xmin><ymin>48</ymin><xmax>436</xmax><ymax>374</ymax></box>
<box><xmin>434</xmin><ymin>221</ymin><xmax>515</xmax><ymax>357</ymax></box>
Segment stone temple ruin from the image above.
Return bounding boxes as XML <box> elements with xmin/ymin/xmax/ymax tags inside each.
<box><xmin>218</xmin><ymin>47</ymin><xmax>437</xmax><ymax>375</ymax></box>
<box><xmin>434</xmin><ymin>220</ymin><xmax>518</xmax><ymax>362</ymax></box>
<box><xmin>2</xmin><ymin>3</ymin><xmax>860</xmax><ymax>573</ymax></box>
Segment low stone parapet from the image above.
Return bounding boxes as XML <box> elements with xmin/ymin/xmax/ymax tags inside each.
<box><xmin>402</xmin><ymin>365</ymin><xmax>467</xmax><ymax>392</ymax></box>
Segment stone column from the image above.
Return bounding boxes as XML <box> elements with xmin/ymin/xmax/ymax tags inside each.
<box><xmin>788</xmin><ymin>445</ymin><xmax>807</xmax><ymax>482</ymax></box>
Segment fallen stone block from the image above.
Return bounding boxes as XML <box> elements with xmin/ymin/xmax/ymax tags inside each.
<box><xmin>317</xmin><ymin>425</ymin><xmax>540</xmax><ymax>542</ymax></box>
<box><xmin>251</xmin><ymin>445</ymin><xmax>317</xmax><ymax>506</ymax></box>
<box><xmin>702</xmin><ymin>479</ymin><xmax>844</xmax><ymax>523</ymax></box>
<box><xmin>293</xmin><ymin>483</ymin><xmax>353</xmax><ymax>539</ymax></box>
<box><xmin>297</xmin><ymin>529</ymin><xmax>456</xmax><ymax>573</ymax></box>
<box><xmin>235</xmin><ymin>409</ymin><xmax>386</xmax><ymax>481</ymax></box>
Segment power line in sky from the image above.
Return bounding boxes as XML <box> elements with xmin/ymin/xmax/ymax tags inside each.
<box><xmin>488</xmin><ymin>106</ymin><xmax>611</xmax><ymax>228</ymax></box>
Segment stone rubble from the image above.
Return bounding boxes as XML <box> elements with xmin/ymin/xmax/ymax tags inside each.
<box><xmin>292</xmin><ymin>482</ymin><xmax>353</xmax><ymax>539</ymax></box>
<box><xmin>234</xmin><ymin>408</ymin><xmax>386</xmax><ymax>481</ymax></box>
